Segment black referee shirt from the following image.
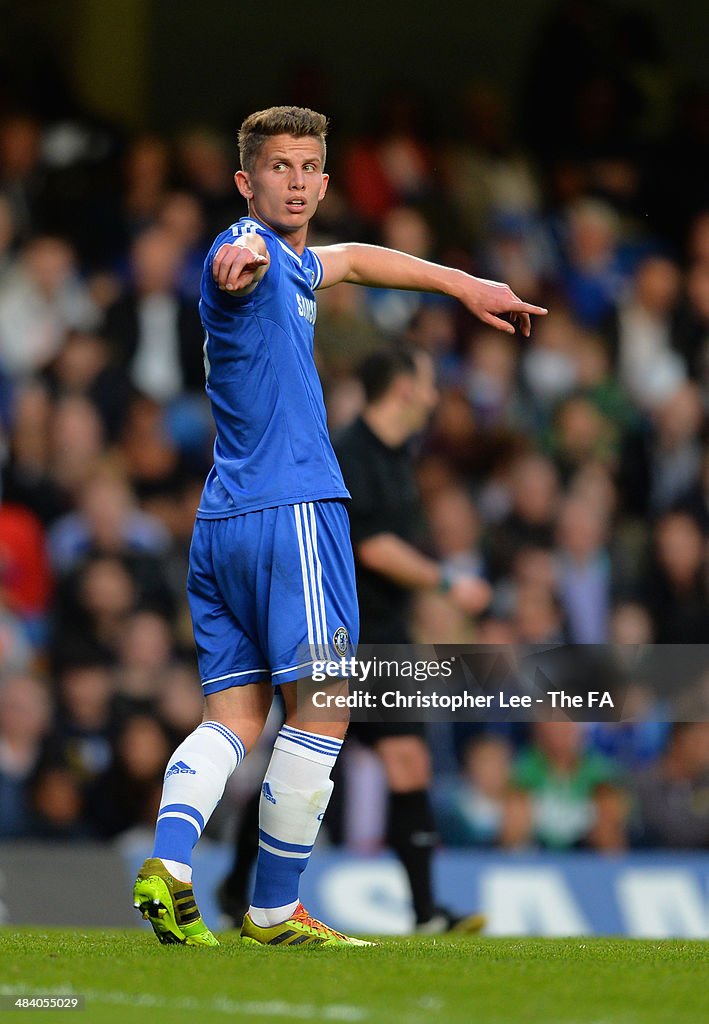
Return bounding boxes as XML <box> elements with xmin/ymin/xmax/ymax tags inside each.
<box><xmin>334</xmin><ymin>416</ymin><xmax>422</xmax><ymax>643</ymax></box>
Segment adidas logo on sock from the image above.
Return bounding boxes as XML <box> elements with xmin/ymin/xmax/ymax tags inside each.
<box><xmin>262</xmin><ymin>782</ymin><xmax>277</xmax><ymax>804</ymax></box>
<box><xmin>165</xmin><ymin>760</ymin><xmax>197</xmax><ymax>779</ymax></box>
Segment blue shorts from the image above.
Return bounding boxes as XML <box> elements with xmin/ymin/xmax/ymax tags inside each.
<box><xmin>187</xmin><ymin>500</ymin><xmax>359</xmax><ymax>695</ymax></box>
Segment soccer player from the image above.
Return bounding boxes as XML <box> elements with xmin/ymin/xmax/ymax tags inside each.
<box><xmin>334</xmin><ymin>346</ymin><xmax>490</xmax><ymax>933</ymax></box>
<box><xmin>133</xmin><ymin>106</ymin><xmax>546</xmax><ymax>948</ymax></box>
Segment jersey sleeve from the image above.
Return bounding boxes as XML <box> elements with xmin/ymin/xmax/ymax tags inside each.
<box><xmin>303</xmin><ymin>247</ymin><xmax>324</xmax><ymax>290</ymax></box>
<box><xmin>203</xmin><ymin>221</ymin><xmax>279</xmax><ymax>309</ymax></box>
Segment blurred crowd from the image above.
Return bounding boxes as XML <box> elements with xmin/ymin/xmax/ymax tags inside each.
<box><xmin>1</xmin><ymin>0</ymin><xmax>709</xmax><ymax>853</ymax></box>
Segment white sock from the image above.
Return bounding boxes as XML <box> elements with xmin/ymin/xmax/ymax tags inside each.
<box><xmin>160</xmin><ymin>859</ymin><xmax>192</xmax><ymax>883</ymax></box>
<box><xmin>248</xmin><ymin>901</ymin><xmax>299</xmax><ymax>928</ymax></box>
<box><xmin>249</xmin><ymin>725</ymin><xmax>343</xmax><ymax>925</ymax></box>
<box><xmin>153</xmin><ymin>721</ymin><xmax>246</xmax><ymax>866</ymax></box>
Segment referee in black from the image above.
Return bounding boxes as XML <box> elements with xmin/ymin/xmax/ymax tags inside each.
<box><xmin>334</xmin><ymin>346</ymin><xmax>490</xmax><ymax>932</ymax></box>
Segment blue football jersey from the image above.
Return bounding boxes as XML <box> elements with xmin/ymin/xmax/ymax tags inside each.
<box><xmin>197</xmin><ymin>217</ymin><xmax>349</xmax><ymax>518</ymax></box>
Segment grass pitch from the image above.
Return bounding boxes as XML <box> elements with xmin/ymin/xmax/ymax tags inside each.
<box><xmin>0</xmin><ymin>930</ymin><xmax>707</xmax><ymax>1024</ymax></box>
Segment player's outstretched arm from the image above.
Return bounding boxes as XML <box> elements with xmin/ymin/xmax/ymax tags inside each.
<box><xmin>313</xmin><ymin>242</ymin><xmax>547</xmax><ymax>336</ymax></box>
<box><xmin>212</xmin><ymin>234</ymin><xmax>270</xmax><ymax>296</ymax></box>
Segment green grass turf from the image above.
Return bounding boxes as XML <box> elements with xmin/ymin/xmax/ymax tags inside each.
<box><xmin>0</xmin><ymin>930</ymin><xmax>707</xmax><ymax>1024</ymax></box>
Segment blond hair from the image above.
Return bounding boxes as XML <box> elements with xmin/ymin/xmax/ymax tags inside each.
<box><xmin>238</xmin><ymin>106</ymin><xmax>328</xmax><ymax>172</ymax></box>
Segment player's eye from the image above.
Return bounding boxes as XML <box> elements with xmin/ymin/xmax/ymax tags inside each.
<box><xmin>304</xmin><ymin>163</ymin><xmax>316</xmax><ymax>172</ymax></box>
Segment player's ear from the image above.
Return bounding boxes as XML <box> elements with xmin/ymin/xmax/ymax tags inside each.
<box><xmin>318</xmin><ymin>173</ymin><xmax>329</xmax><ymax>202</ymax></box>
<box><xmin>235</xmin><ymin>170</ymin><xmax>253</xmax><ymax>200</ymax></box>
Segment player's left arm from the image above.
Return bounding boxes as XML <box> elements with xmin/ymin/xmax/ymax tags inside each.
<box><xmin>312</xmin><ymin>242</ymin><xmax>547</xmax><ymax>337</ymax></box>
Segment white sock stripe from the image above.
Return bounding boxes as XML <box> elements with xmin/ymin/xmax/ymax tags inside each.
<box><xmin>300</xmin><ymin>502</ymin><xmax>324</xmax><ymax>658</ymax></box>
<box><xmin>276</xmin><ymin>734</ymin><xmax>340</xmax><ymax>763</ymax></box>
<box><xmin>156</xmin><ymin>810</ymin><xmax>203</xmax><ymax>837</ymax></box>
<box><xmin>199</xmin><ymin>721</ymin><xmax>246</xmax><ymax>762</ymax></box>
<box><xmin>280</xmin><ymin>725</ymin><xmax>342</xmax><ymax>751</ymax></box>
<box><xmin>280</xmin><ymin>723</ymin><xmax>342</xmax><ymax>743</ymax></box>
<box><xmin>272</xmin><ymin>739</ymin><xmax>339</xmax><ymax>767</ymax></box>
<box><xmin>200</xmin><ymin>722</ymin><xmax>245</xmax><ymax>763</ymax></box>
<box><xmin>258</xmin><ymin>838</ymin><xmax>311</xmax><ymax>859</ymax></box>
<box><xmin>308</xmin><ymin>502</ymin><xmax>330</xmax><ymax>657</ymax></box>
<box><xmin>293</xmin><ymin>504</ymin><xmax>318</xmax><ymax>658</ymax></box>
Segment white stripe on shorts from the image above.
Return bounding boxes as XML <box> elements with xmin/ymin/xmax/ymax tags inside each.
<box><xmin>308</xmin><ymin>502</ymin><xmax>330</xmax><ymax>658</ymax></box>
<box><xmin>300</xmin><ymin>503</ymin><xmax>324</xmax><ymax>658</ymax></box>
<box><xmin>293</xmin><ymin>502</ymin><xmax>330</xmax><ymax>660</ymax></box>
<box><xmin>293</xmin><ymin>503</ymin><xmax>318</xmax><ymax>658</ymax></box>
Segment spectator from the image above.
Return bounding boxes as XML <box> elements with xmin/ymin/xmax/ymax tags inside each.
<box><xmin>485</xmin><ymin>454</ymin><xmax>559</xmax><ymax>580</ymax></box>
<box><xmin>103</xmin><ymin>226</ymin><xmax>205</xmax><ymax>402</ymax></box>
<box><xmin>51</xmin><ymin>553</ymin><xmax>138</xmax><ymax>669</ymax></box>
<box><xmin>365</xmin><ymin>206</ymin><xmax>439</xmax><ymax>335</ymax></box>
<box><xmin>118</xmin><ymin>396</ymin><xmax>181</xmax><ymax>494</ymax></box>
<box><xmin>47</xmin><ymin>470</ymin><xmax>169</xmax><ymax>575</ymax></box>
<box><xmin>174</xmin><ymin>128</ymin><xmax>235</xmax><ymax>240</ymax></box>
<box><xmin>0</xmin><ymin>114</ymin><xmax>45</xmax><ymax>240</ymax></box>
<box><xmin>506</xmin><ymin>721</ymin><xmax>626</xmax><ymax>851</ymax></box>
<box><xmin>113</xmin><ymin>609</ymin><xmax>176</xmax><ymax>715</ymax></box>
<box><xmin>0</xmin><ymin>194</ymin><xmax>19</xmax><ymax>281</ymax></box>
<box><xmin>555</xmin><ymin>496</ymin><xmax>611</xmax><ymax>643</ymax></box>
<box><xmin>463</xmin><ymin>330</ymin><xmax>523</xmax><ymax>430</ymax></box>
<box><xmin>0</xmin><ymin>673</ymin><xmax>53</xmax><ymax>838</ymax></box>
<box><xmin>51</xmin><ymin>661</ymin><xmax>115</xmax><ymax>783</ymax></box>
<box><xmin>157</xmin><ymin>190</ymin><xmax>208</xmax><ymax>302</ymax></box>
<box><xmin>29</xmin><ymin>762</ymin><xmax>90</xmax><ymax>840</ymax></box>
<box><xmin>48</xmin><ymin>394</ymin><xmax>107</xmax><ymax>497</ymax></box>
<box><xmin>643</xmin><ymin>511</ymin><xmax>709</xmax><ymax>644</ymax></box>
<box><xmin>549</xmin><ymin>395</ymin><xmax>617</xmax><ymax>482</ymax></box>
<box><xmin>121</xmin><ymin>134</ymin><xmax>172</xmax><ymax>241</ymax></box>
<box><xmin>43</xmin><ymin>330</ymin><xmax>134</xmax><ymax>442</ymax></box>
<box><xmin>675</xmin><ymin>259</ymin><xmax>709</xmax><ymax>383</ymax></box>
<box><xmin>443</xmin><ymin>83</ymin><xmax>542</xmax><ymax>248</ymax></box>
<box><xmin>605</xmin><ymin>255</ymin><xmax>685</xmax><ymax>409</ymax></box>
<box><xmin>1</xmin><ymin>381</ymin><xmax>74</xmax><ymax>525</ymax></box>
<box><xmin>435</xmin><ymin>735</ymin><xmax>513</xmax><ymax>847</ymax></box>
<box><xmin>557</xmin><ymin>197</ymin><xmax>629</xmax><ymax>329</ymax></box>
<box><xmin>632</xmin><ymin>723</ymin><xmax>709</xmax><ymax>848</ymax></box>
<box><xmin>513</xmin><ymin>583</ymin><xmax>566</xmax><ymax>644</ymax></box>
<box><xmin>426</xmin><ymin>485</ymin><xmax>485</xmax><ymax>580</ymax></box>
<box><xmin>0</xmin><ymin>236</ymin><xmax>99</xmax><ymax>378</ymax></box>
<box><xmin>521</xmin><ymin>309</ymin><xmax>579</xmax><ymax>423</ymax></box>
<box><xmin>0</xmin><ymin>502</ymin><xmax>52</xmax><ymax>638</ymax></box>
<box><xmin>86</xmin><ymin>713</ymin><xmax>172</xmax><ymax>839</ymax></box>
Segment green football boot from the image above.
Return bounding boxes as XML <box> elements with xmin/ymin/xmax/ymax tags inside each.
<box><xmin>241</xmin><ymin>902</ymin><xmax>374</xmax><ymax>947</ymax></box>
<box><xmin>133</xmin><ymin>858</ymin><xmax>219</xmax><ymax>947</ymax></box>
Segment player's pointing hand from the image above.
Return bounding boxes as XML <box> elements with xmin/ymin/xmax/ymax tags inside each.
<box><xmin>460</xmin><ymin>277</ymin><xmax>548</xmax><ymax>337</ymax></box>
<box><xmin>213</xmin><ymin>241</ymin><xmax>270</xmax><ymax>294</ymax></box>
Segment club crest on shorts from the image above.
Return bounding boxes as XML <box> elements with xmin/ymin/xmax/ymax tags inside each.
<box><xmin>332</xmin><ymin>626</ymin><xmax>349</xmax><ymax>657</ymax></box>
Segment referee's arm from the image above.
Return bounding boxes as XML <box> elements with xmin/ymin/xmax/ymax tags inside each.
<box><xmin>357</xmin><ymin>532</ymin><xmax>491</xmax><ymax>617</ymax></box>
